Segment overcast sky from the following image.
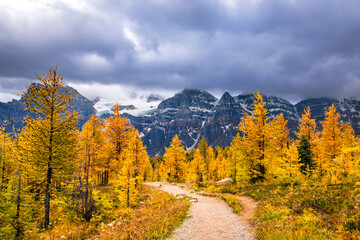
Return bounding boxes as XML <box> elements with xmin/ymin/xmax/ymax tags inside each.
<box><xmin>1</xmin><ymin>0</ymin><xmax>360</xmax><ymax>103</ymax></box>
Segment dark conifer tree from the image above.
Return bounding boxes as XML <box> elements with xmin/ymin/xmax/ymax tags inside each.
<box><xmin>297</xmin><ymin>135</ymin><xmax>315</xmax><ymax>174</ymax></box>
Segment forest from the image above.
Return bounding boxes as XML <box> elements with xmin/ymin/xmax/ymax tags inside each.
<box><xmin>1</xmin><ymin>68</ymin><xmax>360</xmax><ymax>239</ymax></box>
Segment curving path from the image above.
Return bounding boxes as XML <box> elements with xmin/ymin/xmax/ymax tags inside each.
<box><xmin>145</xmin><ymin>182</ymin><xmax>255</xmax><ymax>240</ymax></box>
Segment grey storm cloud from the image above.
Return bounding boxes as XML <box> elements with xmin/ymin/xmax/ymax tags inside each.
<box><xmin>1</xmin><ymin>0</ymin><xmax>360</xmax><ymax>101</ymax></box>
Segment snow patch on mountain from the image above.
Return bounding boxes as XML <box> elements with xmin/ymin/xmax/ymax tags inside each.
<box><xmin>94</xmin><ymin>94</ymin><xmax>163</xmax><ymax>117</ymax></box>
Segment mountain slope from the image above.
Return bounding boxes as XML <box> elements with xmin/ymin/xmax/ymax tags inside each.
<box><xmin>0</xmin><ymin>84</ymin><xmax>96</xmax><ymax>132</ymax></box>
<box><xmin>2</xmin><ymin>87</ymin><xmax>360</xmax><ymax>157</ymax></box>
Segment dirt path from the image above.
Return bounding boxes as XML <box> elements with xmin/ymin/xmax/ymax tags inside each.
<box><xmin>145</xmin><ymin>182</ymin><xmax>255</xmax><ymax>240</ymax></box>
<box><xmin>235</xmin><ymin>195</ymin><xmax>257</xmax><ymax>229</ymax></box>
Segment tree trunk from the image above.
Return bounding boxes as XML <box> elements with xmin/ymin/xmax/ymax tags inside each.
<box><xmin>84</xmin><ymin>142</ymin><xmax>91</xmax><ymax>222</ymax></box>
<box><xmin>45</xmin><ymin>105</ymin><xmax>54</xmax><ymax>229</ymax></box>
<box><xmin>44</xmin><ymin>164</ymin><xmax>52</xmax><ymax>228</ymax></box>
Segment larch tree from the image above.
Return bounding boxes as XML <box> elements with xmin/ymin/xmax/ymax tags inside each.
<box><xmin>163</xmin><ymin>135</ymin><xmax>187</xmax><ymax>182</ymax></box>
<box><xmin>271</xmin><ymin>113</ymin><xmax>289</xmax><ymax>154</ymax></box>
<box><xmin>76</xmin><ymin>115</ymin><xmax>104</xmax><ymax>221</ymax></box>
<box><xmin>295</xmin><ymin>107</ymin><xmax>319</xmax><ymax>144</ymax></box>
<box><xmin>126</xmin><ymin>129</ymin><xmax>152</xmax><ymax>188</ymax></box>
<box><xmin>189</xmin><ymin>149</ymin><xmax>206</xmax><ymax>186</ymax></box>
<box><xmin>229</xmin><ymin>133</ymin><xmax>247</xmax><ymax>183</ymax></box>
<box><xmin>103</xmin><ymin>102</ymin><xmax>132</xmax><ymax>184</ymax></box>
<box><xmin>21</xmin><ymin>67</ymin><xmax>78</xmax><ymax>229</ymax></box>
<box><xmin>0</xmin><ymin>121</ymin><xmax>15</xmax><ymax>187</ymax></box>
<box><xmin>0</xmin><ymin>120</ymin><xmax>24</xmax><ymax>238</ymax></box>
<box><xmin>318</xmin><ymin>104</ymin><xmax>342</xmax><ymax>176</ymax></box>
<box><xmin>198</xmin><ymin>136</ymin><xmax>209</xmax><ymax>172</ymax></box>
<box><xmin>115</xmin><ymin>129</ymin><xmax>150</xmax><ymax>207</ymax></box>
<box><xmin>333</xmin><ymin>122</ymin><xmax>357</xmax><ymax>179</ymax></box>
<box><xmin>207</xmin><ymin>146</ymin><xmax>215</xmax><ymax>168</ymax></box>
<box><xmin>277</xmin><ymin>142</ymin><xmax>302</xmax><ymax>184</ymax></box>
<box><xmin>268</xmin><ymin>113</ymin><xmax>290</xmax><ymax>176</ymax></box>
<box><xmin>115</xmin><ymin>146</ymin><xmax>137</xmax><ymax>208</ymax></box>
<box><xmin>236</xmin><ymin>90</ymin><xmax>271</xmax><ymax>183</ymax></box>
<box><xmin>208</xmin><ymin>148</ymin><xmax>227</xmax><ymax>181</ymax></box>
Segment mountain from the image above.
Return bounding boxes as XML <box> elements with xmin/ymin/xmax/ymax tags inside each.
<box><xmin>129</xmin><ymin>89</ymin><xmax>302</xmax><ymax>156</ymax></box>
<box><xmin>2</xmin><ymin>86</ymin><xmax>360</xmax><ymax>157</ymax></box>
<box><xmin>0</xmin><ymin>84</ymin><xmax>96</xmax><ymax>132</ymax></box>
<box><xmin>295</xmin><ymin>97</ymin><xmax>360</xmax><ymax>134</ymax></box>
<box><xmin>128</xmin><ymin>90</ymin><xmax>360</xmax><ymax>156</ymax></box>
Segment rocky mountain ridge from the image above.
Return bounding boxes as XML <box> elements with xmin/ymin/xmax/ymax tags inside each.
<box><xmin>0</xmin><ymin>84</ymin><xmax>96</xmax><ymax>132</ymax></box>
<box><xmin>1</xmin><ymin>86</ymin><xmax>360</xmax><ymax>156</ymax></box>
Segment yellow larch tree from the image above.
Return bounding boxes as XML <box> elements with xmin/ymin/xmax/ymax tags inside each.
<box><xmin>295</xmin><ymin>107</ymin><xmax>319</xmax><ymax>144</ymax></box>
<box><xmin>189</xmin><ymin>149</ymin><xmax>206</xmax><ymax>186</ymax></box>
<box><xmin>158</xmin><ymin>162</ymin><xmax>167</xmax><ymax>181</ymax></box>
<box><xmin>126</xmin><ymin>129</ymin><xmax>152</xmax><ymax>188</ymax></box>
<box><xmin>21</xmin><ymin>67</ymin><xmax>78</xmax><ymax>229</ymax></box>
<box><xmin>318</xmin><ymin>104</ymin><xmax>342</xmax><ymax>176</ymax></box>
<box><xmin>229</xmin><ymin>133</ymin><xmax>249</xmax><ymax>183</ymax></box>
<box><xmin>209</xmin><ymin>148</ymin><xmax>227</xmax><ymax>181</ymax></box>
<box><xmin>163</xmin><ymin>135</ymin><xmax>187</xmax><ymax>182</ymax></box>
<box><xmin>115</xmin><ymin>147</ymin><xmax>137</xmax><ymax>208</ymax></box>
<box><xmin>76</xmin><ymin>115</ymin><xmax>104</xmax><ymax>221</ymax></box>
<box><xmin>271</xmin><ymin>113</ymin><xmax>289</xmax><ymax>154</ymax></box>
<box><xmin>207</xmin><ymin>146</ymin><xmax>215</xmax><ymax>171</ymax></box>
<box><xmin>103</xmin><ymin>102</ymin><xmax>132</xmax><ymax>184</ymax></box>
<box><xmin>268</xmin><ymin>113</ymin><xmax>290</xmax><ymax>177</ymax></box>
<box><xmin>198</xmin><ymin>136</ymin><xmax>210</xmax><ymax>177</ymax></box>
<box><xmin>0</xmin><ymin>120</ymin><xmax>26</xmax><ymax>238</ymax></box>
<box><xmin>0</xmin><ymin>121</ymin><xmax>15</xmax><ymax>186</ymax></box>
<box><xmin>333</xmin><ymin>122</ymin><xmax>358</xmax><ymax>180</ymax></box>
<box><xmin>236</xmin><ymin>90</ymin><xmax>272</xmax><ymax>183</ymax></box>
<box><xmin>275</xmin><ymin>142</ymin><xmax>302</xmax><ymax>185</ymax></box>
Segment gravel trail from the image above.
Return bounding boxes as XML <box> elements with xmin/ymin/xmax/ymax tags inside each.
<box><xmin>145</xmin><ymin>182</ymin><xmax>255</xmax><ymax>240</ymax></box>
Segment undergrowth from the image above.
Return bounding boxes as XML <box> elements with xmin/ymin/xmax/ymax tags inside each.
<box><xmin>205</xmin><ymin>181</ymin><xmax>360</xmax><ymax>239</ymax></box>
<box><xmin>24</xmin><ymin>185</ymin><xmax>190</xmax><ymax>240</ymax></box>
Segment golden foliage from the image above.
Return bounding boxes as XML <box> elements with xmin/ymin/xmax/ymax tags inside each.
<box><xmin>163</xmin><ymin>135</ymin><xmax>187</xmax><ymax>182</ymax></box>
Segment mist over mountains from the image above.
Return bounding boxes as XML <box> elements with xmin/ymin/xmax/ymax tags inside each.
<box><xmin>1</xmin><ymin>86</ymin><xmax>360</xmax><ymax>156</ymax></box>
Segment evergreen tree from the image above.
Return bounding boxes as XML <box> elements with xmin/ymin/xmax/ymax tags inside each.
<box><xmin>295</xmin><ymin>107</ymin><xmax>320</xmax><ymax>171</ymax></box>
<box><xmin>21</xmin><ymin>67</ymin><xmax>78</xmax><ymax>229</ymax></box>
<box><xmin>297</xmin><ymin>135</ymin><xmax>315</xmax><ymax>174</ymax></box>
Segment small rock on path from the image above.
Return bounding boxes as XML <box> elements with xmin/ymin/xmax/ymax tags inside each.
<box><xmin>145</xmin><ymin>182</ymin><xmax>254</xmax><ymax>240</ymax></box>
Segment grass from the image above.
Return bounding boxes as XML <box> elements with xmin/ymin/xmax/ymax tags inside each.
<box><xmin>205</xmin><ymin>181</ymin><xmax>360</xmax><ymax>239</ymax></box>
<box><xmin>24</xmin><ymin>185</ymin><xmax>190</xmax><ymax>240</ymax></box>
<box><xmin>200</xmin><ymin>192</ymin><xmax>243</xmax><ymax>215</ymax></box>
<box><xmin>219</xmin><ymin>194</ymin><xmax>243</xmax><ymax>214</ymax></box>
